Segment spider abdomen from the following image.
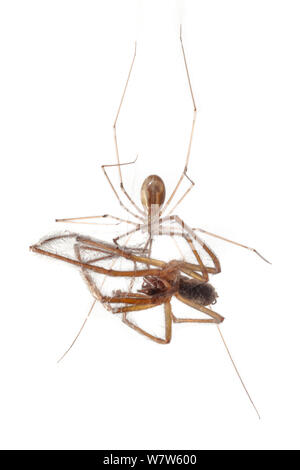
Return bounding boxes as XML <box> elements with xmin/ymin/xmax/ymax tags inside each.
<box><xmin>179</xmin><ymin>277</ymin><xmax>218</xmax><ymax>306</ymax></box>
<box><xmin>141</xmin><ymin>175</ymin><xmax>166</xmax><ymax>210</ymax></box>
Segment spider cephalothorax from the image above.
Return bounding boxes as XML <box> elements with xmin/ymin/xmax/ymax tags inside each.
<box><xmin>139</xmin><ymin>276</ymin><xmax>169</xmax><ymax>296</ymax></box>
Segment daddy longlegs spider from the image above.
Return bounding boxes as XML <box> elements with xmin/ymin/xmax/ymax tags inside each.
<box><xmin>56</xmin><ymin>26</ymin><xmax>271</xmax><ymax>270</ymax></box>
<box><xmin>30</xmin><ymin>26</ymin><xmax>270</xmax><ymax>418</ymax></box>
<box><xmin>30</xmin><ymin>233</ymin><xmax>260</xmax><ymax>418</ymax></box>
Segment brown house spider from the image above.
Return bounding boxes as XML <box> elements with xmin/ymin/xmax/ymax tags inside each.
<box><xmin>30</xmin><ymin>232</ymin><xmax>260</xmax><ymax>418</ymax></box>
<box><xmin>30</xmin><ymin>233</ymin><xmax>224</xmax><ymax>344</ymax></box>
<box><xmin>56</xmin><ymin>27</ymin><xmax>270</xmax><ymax>271</ymax></box>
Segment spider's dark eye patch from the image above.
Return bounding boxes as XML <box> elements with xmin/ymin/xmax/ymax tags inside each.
<box><xmin>179</xmin><ymin>276</ymin><xmax>218</xmax><ymax>306</ymax></box>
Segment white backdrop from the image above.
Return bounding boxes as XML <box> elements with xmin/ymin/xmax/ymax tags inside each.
<box><xmin>1</xmin><ymin>0</ymin><xmax>299</xmax><ymax>450</ymax></box>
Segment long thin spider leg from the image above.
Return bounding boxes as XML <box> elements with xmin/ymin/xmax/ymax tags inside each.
<box><xmin>76</xmin><ymin>233</ymin><xmax>138</xmax><ymax>314</ymax></box>
<box><xmin>164</xmin><ymin>215</ymin><xmax>221</xmax><ymax>272</ymax></box>
<box><xmin>159</xmin><ymin>215</ymin><xmax>221</xmax><ymax>274</ymax></box>
<box><xmin>32</xmin><ymin>234</ymin><xmax>205</xmax><ymax>281</ymax></box>
<box><xmin>79</xmin><ymin>242</ymin><xmax>148</xmax><ymax>257</ymax></box>
<box><xmin>121</xmin><ymin>300</ymin><xmax>172</xmax><ymax>344</ymax></box>
<box><xmin>160</xmin><ymin>25</ymin><xmax>197</xmax><ymax>216</ymax></box>
<box><xmin>114</xmin><ymin>42</ymin><xmax>136</xmax><ymax>181</ymax></box>
<box><xmin>39</xmin><ymin>232</ymin><xmax>139</xmax><ymax>362</ymax></box>
<box><xmin>82</xmin><ymin>253</ymin><xmax>116</xmax><ymax>264</ymax></box>
<box><xmin>192</xmin><ymin>227</ymin><xmax>271</xmax><ymax>264</ymax></box>
<box><xmin>170</xmin><ymin>235</ymin><xmax>186</xmax><ymax>260</ymax></box>
<box><xmin>128</xmin><ymin>236</ymin><xmax>151</xmax><ymax>292</ymax></box>
<box><xmin>110</xmin><ymin>42</ymin><xmax>145</xmax><ymax>218</ymax></box>
<box><xmin>31</xmin><ymin>244</ymin><xmax>165</xmax><ymax>277</ymax></box>
<box><xmin>104</xmin><ymin>295</ymin><xmax>163</xmax><ymax>305</ymax></box>
<box><xmin>160</xmin><ymin>227</ymin><xmax>217</xmax><ymax>275</ymax></box>
<box><xmin>171</xmin><ymin>314</ymin><xmax>217</xmax><ymax>324</ymax></box>
<box><xmin>76</xmin><ymin>239</ymin><xmax>202</xmax><ymax>298</ymax></box>
<box><xmin>217</xmin><ymin>325</ymin><xmax>261</xmax><ymax>419</ymax></box>
<box><xmin>79</xmin><ymin>237</ymin><xmax>150</xmax><ymax>313</ymax></box>
<box><xmin>56</xmin><ymin>237</ymin><xmax>122</xmax><ymax>363</ymax></box>
<box><xmin>112</xmin><ymin>222</ymin><xmax>154</xmax><ymax>250</ymax></box>
<box><xmin>56</xmin><ymin>233</ymin><xmax>141</xmax><ymax>362</ymax></box>
<box><xmin>77</xmin><ymin>236</ymin><xmax>206</xmax><ymax>281</ymax></box>
<box><xmin>79</xmin><ymin>244</ymin><xmax>148</xmax><ymax>264</ymax></box>
<box><xmin>170</xmin><ymin>231</ymin><xmax>208</xmax><ymax>280</ymax></box>
<box><xmin>109</xmin><ymin>292</ymin><xmax>151</xmax><ymax>299</ymax></box>
<box><xmin>175</xmin><ymin>293</ymin><xmax>224</xmax><ymax>323</ymax></box>
<box><xmin>76</xmin><ymin>245</ymin><xmax>117</xmax><ymax>265</ymax></box>
<box><xmin>166</xmin><ymin>171</ymin><xmax>195</xmax><ymax>216</ymax></box>
<box><xmin>57</xmin><ymin>299</ymin><xmax>97</xmax><ymax>363</ymax></box>
<box><xmin>147</xmin><ymin>237</ymin><xmax>153</xmax><ymax>258</ymax></box>
<box><xmin>76</xmin><ymin>236</ymin><xmax>167</xmax><ymax>269</ymax></box>
<box><xmin>101</xmin><ymin>161</ymin><xmax>144</xmax><ymax>221</ymax></box>
<box><xmin>80</xmin><ymin>234</ymin><xmax>214</xmax><ymax>284</ymax></box>
<box><xmin>55</xmin><ymin>214</ymin><xmax>139</xmax><ymax>227</ymax></box>
<box><xmin>113</xmin><ymin>225</ymin><xmax>142</xmax><ymax>246</ymax></box>
<box><xmin>157</xmin><ymin>229</ymin><xmax>209</xmax><ymax>282</ymax></box>
<box><xmin>101</xmin><ymin>156</ymin><xmax>145</xmax><ymax>217</ymax></box>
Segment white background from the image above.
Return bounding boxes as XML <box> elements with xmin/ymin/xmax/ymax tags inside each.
<box><xmin>1</xmin><ymin>0</ymin><xmax>299</xmax><ymax>450</ymax></box>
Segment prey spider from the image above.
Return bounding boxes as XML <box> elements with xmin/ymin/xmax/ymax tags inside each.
<box><xmin>30</xmin><ymin>233</ymin><xmax>223</xmax><ymax>345</ymax></box>
<box><xmin>55</xmin><ymin>26</ymin><xmax>271</xmax><ymax>272</ymax></box>
<box><xmin>30</xmin><ymin>232</ymin><xmax>260</xmax><ymax>418</ymax></box>
<box><xmin>30</xmin><ymin>27</ymin><xmax>269</xmax><ymax>418</ymax></box>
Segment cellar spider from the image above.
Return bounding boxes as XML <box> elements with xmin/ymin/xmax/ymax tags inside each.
<box><xmin>30</xmin><ymin>233</ymin><xmax>260</xmax><ymax>418</ymax></box>
<box><xmin>30</xmin><ymin>233</ymin><xmax>224</xmax><ymax>342</ymax></box>
<box><xmin>56</xmin><ymin>26</ymin><xmax>271</xmax><ymax>273</ymax></box>
<box><xmin>30</xmin><ymin>27</ymin><xmax>269</xmax><ymax>419</ymax></box>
